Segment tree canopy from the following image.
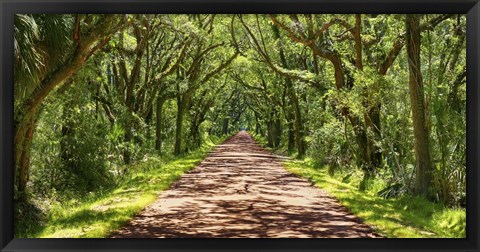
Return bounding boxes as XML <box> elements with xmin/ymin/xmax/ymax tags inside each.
<box><xmin>14</xmin><ymin>14</ymin><xmax>466</xmax><ymax>233</ymax></box>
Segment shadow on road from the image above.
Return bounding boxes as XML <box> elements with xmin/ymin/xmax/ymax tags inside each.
<box><xmin>110</xmin><ymin>131</ymin><xmax>381</xmax><ymax>238</ymax></box>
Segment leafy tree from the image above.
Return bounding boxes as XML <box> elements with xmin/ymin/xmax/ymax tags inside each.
<box><xmin>14</xmin><ymin>14</ymin><xmax>128</xmax><ymax>197</ymax></box>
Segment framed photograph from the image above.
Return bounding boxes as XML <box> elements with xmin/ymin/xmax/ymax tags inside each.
<box><xmin>1</xmin><ymin>0</ymin><xmax>479</xmax><ymax>251</ymax></box>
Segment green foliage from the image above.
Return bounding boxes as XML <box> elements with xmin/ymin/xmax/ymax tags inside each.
<box><xmin>307</xmin><ymin>117</ymin><xmax>352</xmax><ymax>172</ymax></box>
<box><xmin>15</xmin><ymin>14</ymin><xmax>466</xmax><ymax>238</ymax></box>
<box><xmin>14</xmin><ymin>14</ymin><xmax>73</xmax><ymax>102</ymax></box>
<box><xmin>30</xmin><ymin>78</ymin><xmax>113</xmax><ymax>198</ymax></box>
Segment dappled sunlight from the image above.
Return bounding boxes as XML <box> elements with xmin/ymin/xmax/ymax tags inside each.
<box><xmin>111</xmin><ymin>132</ymin><xmax>380</xmax><ymax>238</ymax></box>
<box><xmin>283</xmin><ymin>160</ymin><xmax>462</xmax><ymax>238</ymax></box>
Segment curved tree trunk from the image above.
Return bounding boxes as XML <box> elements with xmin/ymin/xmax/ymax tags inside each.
<box><xmin>16</xmin><ymin>116</ymin><xmax>37</xmax><ymax>198</ymax></box>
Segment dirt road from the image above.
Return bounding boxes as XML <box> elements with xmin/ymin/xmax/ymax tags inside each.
<box><xmin>110</xmin><ymin>131</ymin><xmax>380</xmax><ymax>238</ymax></box>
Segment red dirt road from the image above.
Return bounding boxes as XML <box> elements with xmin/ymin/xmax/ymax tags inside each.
<box><xmin>110</xmin><ymin>131</ymin><xmax>380</xmax><ymax>238</ymax></box>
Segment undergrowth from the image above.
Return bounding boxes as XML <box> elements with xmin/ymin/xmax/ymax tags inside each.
<box><xmin>16</xmin><ymin>135</ymin><xmax>227</xmax><ymax>238</ymax></box>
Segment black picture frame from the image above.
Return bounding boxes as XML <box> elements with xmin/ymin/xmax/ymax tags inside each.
<box><xmin>1</xmin><ymin>0</ymin><xmax>479</xmax><ymax>251</ymax></box>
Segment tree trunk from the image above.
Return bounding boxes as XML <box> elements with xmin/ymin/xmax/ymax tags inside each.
<box><xmin>192</xmin><ymin>124</ymin><xmax>201</xmax><ymax>148</ymax></box>
<box><xmin>292</xmin><ymin>97</ymin><xmax>305</xmax><ymax>158</ymax></box>
<box><xmin>287</xmin><ymin>118</ymin><xmax>295</xmax><ymax>152</ymax></box>
<box><xmin>123</xmin><ymin>119</ymin><xmax>132</xmax><ymax>164</ymax></box>
<box><xmin>222</xmin><ymin>118</ymin><xmax>229</xmax><ymax>135</ymax></box>
<box><xmin>346</xmin><ymin>114</ymin><xmax>373</xmax><ymax>191</ymax></box>
<box><xmin>274</xmin><ymin>116</ymin><xmax>281</xmax><ymax>148</ymax></box>
<box><xmin>174</xmin><ymin>95</ymin><xmax>186</xmax><ymax>156</ymax></box>
<box><xmin>16</xmin><ymin>116</ymin><xmax>37</xmax><ymax>198</ymax></box>
<box><xmin>282</xmin><ymin>108</ymin><xmax>295</xmax><ymax>152</ymax></box>
<box><xmin>123</xmin><ymin>82</ymin><xmax>135</xmax><ymax>164</ymax></box>
<box><xmin>354</xmin><ymin>14</ymin><xmax>363</xmax><ymax>70</ymax></box>
<box><xmin>254</xmin><ymin>111</ymin><xmax>263</xmax><ymax>136</ymax></box>
<box><xmin>266</xmin><ymin>120</ymin><xmax>274</xmax><ymax>148</ymax></box>
<box><xmin>268</xmin><ymin>109</ymin><xmax>281</xmax><ymax>148</ymax></box>
<box><xmin>60</xmin><ymin>103</ymin><xmax>75</xmax><ymax>170</ymax></box>
<box><xmin>273</xmin><ymin>24</ymin><xmax>305</xmax><ymax>156</ymax></box>
<box><xmin>366</xmin><ymin>104</ymin><xmax>382</xmax><ymax>168</ymax></box>
<box><xmin>356</xmin><ymin>14</ymin><xmax>381</xmax><ymax>178</ymax></box>
<box><xmin>155</xmin><ymin>97</ymin><xmax>166</xmax><ymax>152</ymax></box>
<box><xmin>406</xmin><ymin>14</ymin><xmax>433</xmax><ymax>197</ymax></box>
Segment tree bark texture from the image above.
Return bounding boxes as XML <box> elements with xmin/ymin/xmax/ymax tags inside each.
<box><xmin>406</xmin><ymin>14</ymin><xmax>433</xmax><ymax>197</ymax></box>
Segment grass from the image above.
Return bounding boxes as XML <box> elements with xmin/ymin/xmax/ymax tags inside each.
<box><xmin>251</xmin><ymin>133</ymin><xmax>466</xmax><ymax>238</ymax></box>
<box><xmin>23</xmin><ymin>135</ymin><xmax>227</xmax><ymax>238</ymax></box>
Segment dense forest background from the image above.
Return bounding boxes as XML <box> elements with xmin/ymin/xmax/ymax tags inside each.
<box><xmin>13</xmin><ymin>14</ymin><xmax>466</xmax><ymax>237</ymax></box>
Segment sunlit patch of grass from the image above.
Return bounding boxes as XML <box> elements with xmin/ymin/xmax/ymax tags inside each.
<box><xmin>29</xmin><ymin>135</ymin><xmax>227</xmax><ymax>238</ymax></box>
<box><xmin>284</xmin><ymin>160</ymin><xmax>466</xmax><ymax>238</ymax></box>
<box><xmin>433</xmin><ymin>209</ymin><xmax>466</xmax><ymax>237</ymax></box>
